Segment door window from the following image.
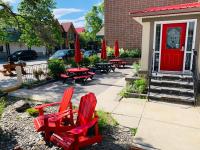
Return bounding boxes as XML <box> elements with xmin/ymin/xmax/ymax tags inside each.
<box><xmin>184</xmin><ymin>21</ymin><xmax>195</xmax><ymax>71</ymax></box>
<box><xmin>166</xmin><ymin>27</ymin><xmax>181</xmax><ymax>49</ymax></box>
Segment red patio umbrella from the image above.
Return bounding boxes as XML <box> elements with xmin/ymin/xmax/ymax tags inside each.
<box><xmin>101</xmin><ymin>39</ymin><xmax>107</xmax><ymax>60</ymax></box>
<box><xmin>74</xmin><ymin>35</ymin><xmax>82</xmax><ymax>66</ymax></box>
<box><xmin>114</xmin><ymin>40</ymin><xmax>119</xmax><ymax>58</ymax></box>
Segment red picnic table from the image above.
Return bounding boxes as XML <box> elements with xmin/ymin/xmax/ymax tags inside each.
<box><xmin>60</xmin><ymin>68</ymin><xmax>95</xmax><ymax>84</ymax></box>
<box><xmin>109</xmin><ymin>59</ymin><xmax>127</xmax><ymax>68</ymax></box>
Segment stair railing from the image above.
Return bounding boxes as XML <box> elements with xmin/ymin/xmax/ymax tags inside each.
<box><xmin>192</xmin><ymin>49</ymin><xmax>198</xmax><ymax>105</ymax></box>
<box><xmin>148</xmin><ymin>50</ymin><xmax>154</xmax><ymax>101</ymax></box>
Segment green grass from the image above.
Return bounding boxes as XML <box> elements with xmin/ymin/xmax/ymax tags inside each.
<box><xmin>26</xmin><ymin>108</ymin><xmax>39</xmax><ymax>117</ymax></box>
<box><xmin>97</xmin><ymin>110</ymin><xmax>119</xmax><ymax>130</ymax></box>
<box><xmin>130</xmin><ymin>128</ymin><xmax>137</xmax><ymax>136</ymax></box>
<box><xmin>0</xmin><ymin>97</ymin><xmax>7</xmax><ymax>118</ymax></box>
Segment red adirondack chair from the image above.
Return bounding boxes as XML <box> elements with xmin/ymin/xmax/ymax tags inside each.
<box><xmin>33</xmin><ymin>87</ymin><xmax>74</xmax><ymax>140</ymax></box>
<box><xmin>50</xmin><ymin>92</ymin><xmax>102</xmax><ymax>150</ymax></box>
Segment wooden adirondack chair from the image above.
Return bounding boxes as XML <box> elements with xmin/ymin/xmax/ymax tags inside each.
<box><xmin>50</xmin><ymin>92</ymin><xmax>102</xmax><ymax>150</ymax></box>
<box><xmin>33</xmin><ymin>87</ymin><xmax>74</xmax><ymax>140</ymax></box>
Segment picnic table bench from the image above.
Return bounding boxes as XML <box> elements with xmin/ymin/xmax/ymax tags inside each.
<box><xmin>0</xmin><ymin>63</ymin><xmax>26</xmax><ymax>76</ymax></box>
<box><xmin>95</xmin><ymin>63</ymin><xmax>115</xmax><ymax>73</ymax></box>
<box><xmin>109</xmin><ymin>59</ymin><xmax>127</xmax><ymax>68</ymax></box>
<box><xmin>60</xmin><ymin>68</ymin><xmax>95</xmax><ymax>84</ymax></box>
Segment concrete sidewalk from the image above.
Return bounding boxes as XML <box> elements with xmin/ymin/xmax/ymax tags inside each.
<box><xmin>117</xmin><ymin>99</ymin><xmax>200</xmax><ymax>150</ymax></box>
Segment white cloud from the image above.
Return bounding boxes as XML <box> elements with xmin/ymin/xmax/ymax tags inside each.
<box><xmin>53</xmin><ymin>8</ymin><xmax>83</xmax><ymax>19</ymax></box>
<box><xmin>2</xmin><ymin>0</ymin><xmax>17</xmax><ymax>4</ymax></box>
<box><xmin>95</xmin><ymin>0</ymin><xmax>103</xmax><ymax>6</ymax></box>
<box><xmin>59</xmin><ymin>16</ymin><xmax>85</xmax><ymax>27</ymax></box>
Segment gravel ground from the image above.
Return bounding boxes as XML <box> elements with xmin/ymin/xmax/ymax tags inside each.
<box><xmin>0</xmin><ymin>99</ymin><xmax>134</xmax><ymax>150</ymax></box>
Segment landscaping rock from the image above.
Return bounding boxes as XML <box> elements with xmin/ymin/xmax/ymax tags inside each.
<box><xmin>13</xmin><ymin>100</ymin><xmax>31</xmax><ymax>112</ymax></box>
<box><xmin>1</xmin><ymin>99</ymin><xmax>134</xmax><ymax>150</ymax></box>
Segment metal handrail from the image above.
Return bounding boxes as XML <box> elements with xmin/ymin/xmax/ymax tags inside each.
<box><xmin>148</xmin><ymin>50</ymin><xmax>154</xmax><ymax>101</ymax></box>
<box><xmin>192</xmin><ymin>49</ymin><xmax>198</xmax><ymax>105</ymax></box>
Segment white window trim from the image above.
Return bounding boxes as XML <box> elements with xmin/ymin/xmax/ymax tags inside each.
<box><xmin>152</xmin><ymin>19</ymin><xmax>197</xmax><ymax>74</ymax></box>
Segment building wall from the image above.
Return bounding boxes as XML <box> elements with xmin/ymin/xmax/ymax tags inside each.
<box><xmin>104</xmin><ymin>0</ymin><xmax>198</xmax><ymax>50</ymax></box>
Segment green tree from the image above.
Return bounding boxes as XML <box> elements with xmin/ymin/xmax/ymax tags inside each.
<box><xmin>85</xmin><ymin>2</ymin><xmax>104</xmax><ymax>40</ymax></box>
<box><xmin>0</xmin><ymin>0</ymin><xmax>63</xmax><ymax>49</ymax></box>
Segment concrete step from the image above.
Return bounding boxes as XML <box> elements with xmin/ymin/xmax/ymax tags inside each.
<box><xmin>150</xmin><ymin>85</ymin><xmax>194</xmax><ymax>96</ymax></box>
<box><xmin>149</xmin><ymin>92</ymin><xmax>195</xmax><ymax>104</ymax></box>
<box><xmin>150</xmin><ymin>79</ymin><xmax>193</xmax><ymax>89</ymax></box>
<box><xmin>151</xmin><ymin>73</ymin><xmax>193</xmax><ymax>82</ymax></box>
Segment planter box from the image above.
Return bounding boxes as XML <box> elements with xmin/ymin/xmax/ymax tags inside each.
<box><xmin>126</xmin><ymin>92</ymin><xmax>147</xmax><ymax>99</ymax></box>
<box><xmin>125</xmin><ymin>76</ymin><xmax>141</xmax><ymax>86</ymax></box>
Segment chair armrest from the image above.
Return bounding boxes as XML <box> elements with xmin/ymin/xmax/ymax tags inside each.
<box><xmin>49</xmin><ymin>109</ymin><xmax>77</xmax><ymax>122</ymax></box>
<box><xmin>68</xmin><ymin>117</ymin><xmax>98</xmax><ymax>135</ymax></box>
<box><xmin>34</xmin><ymin>102</ymin><xmax>61</xmax><ymax>116</ymax></box>
<box><xmin>34</xmin><ymin>102</ymin><xmax>61</xmax><ymax>110</ymax></box>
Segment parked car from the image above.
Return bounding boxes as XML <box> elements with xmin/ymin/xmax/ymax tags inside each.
<box><xmin>83</xmin><ymin>50</ymin><xmax>97</xmax><ymax>57</ymax></box>
<box><xmin>8</xmin><ymin>50</ymin><xmax>38</xmax><ymax>62</ymax></box>
<box><xmin>49</xmin><ymin>49</ymin><xmax>75</xmax><ymax>60</ymax></box>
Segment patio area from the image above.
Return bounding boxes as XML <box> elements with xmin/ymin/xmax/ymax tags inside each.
<box><xmin>7</xmin><ymin>66</ymin><xmax>200</xmax><ymax>150</ymax></box>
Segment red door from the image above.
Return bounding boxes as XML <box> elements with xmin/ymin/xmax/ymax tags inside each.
<box><xmin>160</xmin><ymin>23</ymin><xmax>187</xmax><ymax>71</ymax></box>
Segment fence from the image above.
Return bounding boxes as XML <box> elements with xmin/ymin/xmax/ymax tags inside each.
<box><xmin>22</xmin><ymin>63</ymin><xmax>49</xmax><ymax>85</ymax></box>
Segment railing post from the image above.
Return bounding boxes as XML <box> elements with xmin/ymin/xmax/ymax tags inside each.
<box><xmin>192</xmin><ymin>49</ymin><xmax>198</xmax><ymax>105</ymax></box>
<box><xmin>16</xmin><ymin>66</ymin><xmax>23</xmax><ymax>86</ymax></box>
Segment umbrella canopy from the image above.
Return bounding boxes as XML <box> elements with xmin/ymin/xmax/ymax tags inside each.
<box><xmin>101</xmin><ymin>39</ymin><xmax>107</xmax><ymax>60</ymax></box>
<box><xmin>74</xmin><ymin>35</ymin><xmax>82</xmax><ymax>64</ymax></box>
<box><xmin>114</xmin><ymin>40</ymin><xmax>119</xmax><ymax>58</ymax></box>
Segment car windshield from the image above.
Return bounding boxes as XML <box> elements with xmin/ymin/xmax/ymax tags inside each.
<box><xmin>51</xmin><ymin>50</ymin><xmax>69</xmax><ymax>58</ymax></box>
<box><xmin>13</xmin><ymin>51</ymin><xmax>22</xmax><ymax>55</ymax></box>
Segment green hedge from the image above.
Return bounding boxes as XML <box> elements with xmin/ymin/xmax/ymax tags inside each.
<box><xmin>107</xmin><ymin>47</ymin><xmax>141</xmax><ymax>58</ymax></box>
<box><xmin>48</xmin><ymin>59</ymin><xmax>65</xmax><ymax>79</ymax></box>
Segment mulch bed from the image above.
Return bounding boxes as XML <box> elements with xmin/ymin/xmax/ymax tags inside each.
<box><xmin>0</xmin><ymin>98</ymin><xmax>135</xmax><ymax>150</ymax></box>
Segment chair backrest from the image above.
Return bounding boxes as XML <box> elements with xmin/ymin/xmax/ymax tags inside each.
<box><xmin>58</xmin><ymin>87</ymin><xmax>74</xmax><ymax>112</ymax></box>
<box><xmin>76</xmin><ymin>93</ymin><xmax>97</xmax><ymax>126</ymax></box>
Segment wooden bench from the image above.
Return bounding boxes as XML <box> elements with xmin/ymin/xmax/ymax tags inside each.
<box><xmin>0</xmin><ymin>63</ymin><xmax>26</xmax><ymax>76</ymax></box>
<box><xmin>73</xmin><ymin>75</ymin><xmax>92</xmax><ymax>83</ymax></box>
<box><xmin>88</xmin><ymin>72</ymin><xmax>96</xmax><ymax>79</ymax></box>
<box><xmin>60</xmin><ymin>74</ymin><xmax>70</xmax><ymax>83</ymax></box>
<box><xmin>121</xmin><ymin>61</ymin><xmax>127</xmax><ymax>68</ymax></box>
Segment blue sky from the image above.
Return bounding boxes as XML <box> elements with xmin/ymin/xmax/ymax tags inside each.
<box><xmin>3</xmin><ymin>0</ymin><xmax>103</xmax><ymax>27</ymax></box>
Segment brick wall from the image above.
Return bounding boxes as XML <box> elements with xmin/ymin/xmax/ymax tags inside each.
<box><xmin>105</xmin><ymin>0</ymin><xmax>197</xmax><ymax>50</ymax></box>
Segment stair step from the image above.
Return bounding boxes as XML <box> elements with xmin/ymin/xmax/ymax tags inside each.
<box><xmin>151</xmin><ymin>73</ymin><xmax>193</xmax><ymax>82</ymax></box>
<box><xmin>149</xmin><ymin>92</ymin><xmax>195</xmax><ymax>104</ymax></box>
<box><xmin>150</xmin><ymin>79</ymin><xmax>193</xmax><ymax>88</ymax></box>
<box><xmin>150</xmin><ymin>85</ymin><xmax>194</xmax><ymax>96</ymax></box>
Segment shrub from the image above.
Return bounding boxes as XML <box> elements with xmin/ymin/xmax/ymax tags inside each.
<box><xmin>130</xmin><ymin>128</ymin><xmax>138</xmax><ymax>136</ymax></box>
<box><xmin>26</xmin><ymin>108</ymin><xmax>39</xmax><ymax>117</ymax></box>
<box><xmin>119</xmin><ymin>48</ymin><xmax>129</xmax><ymax>58</ymax></box>
<box><xmin>107</xmin><ymin>47</ymin><xmax>114</xmax><ymax>58</ymax></box>
<box><xmin>89</xmin><ymin>54</ymin><xmax>100</xmax><ymax>66</ymax></box>
<box><xmin>127</xmin><ymin>49</ymin><xmax>141</xmax><ymax>58</ymax></box>
<box><xmin>97</xmin><ymin>110</ymin><xmax>118</xmax><ymax>131</ymax></box>
<box><xmin>48</xmin><ymin>59</ymin><xmax>65</xmax><ymax>79</ymax></box>
<box><xmin>81</xmin><ymin>57</ymin><xmax>90</xmax><ymax>67</ymax></box>
<box><xmin>0</xmin><ymin>97</ymin><xmax>7</xmax><ymax>118</ymax></box>
<box><xmin>119</xmin><ymin>84</ymin><xmax>134</xmax><ymax>98</ymax></box>
<box><xmin>133</xmin><ymin>78</ymin><xmax>147</xmax><ymax>94</ymax></box>
<box><xmin>133</xmin><ymin>63</ymin><xmax>141</xmax><ymax>76</ymax></box>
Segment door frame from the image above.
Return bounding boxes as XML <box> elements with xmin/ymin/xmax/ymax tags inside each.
<box><xmin>152</xmin><ymin>19</ymin><xmax>197</xmax><ymax>73</ymax></box>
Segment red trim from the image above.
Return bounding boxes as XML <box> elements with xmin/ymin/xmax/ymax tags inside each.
<box><xmin>130</xmin><ymin>2</ymin><xmax>200</xmax><ymax>16</ymax></box>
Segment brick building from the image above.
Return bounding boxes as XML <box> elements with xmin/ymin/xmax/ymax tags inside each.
<box><xmin>104</xmin><ymin>0</ymin><xmax>198</xmax><ymax>50</ymax></box>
